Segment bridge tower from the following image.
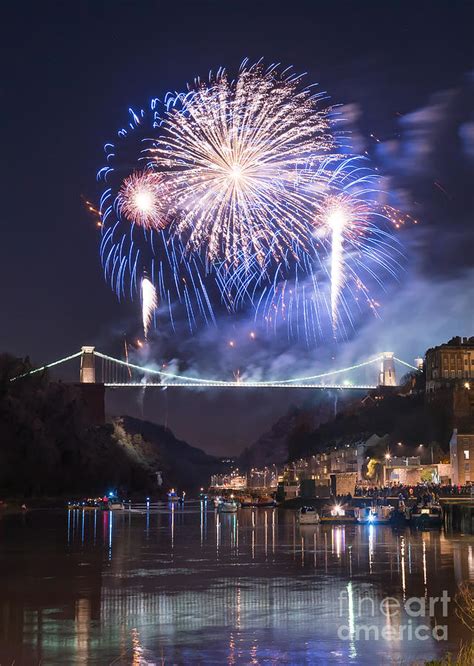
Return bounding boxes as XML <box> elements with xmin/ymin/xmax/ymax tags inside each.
<box><xmin>379</xmin><ymin>352</ymin><xmax>396</xmax><ymax>387</ymax></box>
<box><xmin>80</xmin><ymin>346</ymin><xmax>96</xmax><ymax>383</ymax></box>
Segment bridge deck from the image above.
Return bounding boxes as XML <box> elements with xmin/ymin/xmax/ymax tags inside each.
<box><xmin>104</xmin><ymin>382</ymin><xmax>377</xmax><ymax>389</ymax></box>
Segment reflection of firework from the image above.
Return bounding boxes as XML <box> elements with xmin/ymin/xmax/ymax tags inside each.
<box><xmin>118</xmin><ymin>171</ymin><xmax>170</xmax><ymax>230</ymax></box>
<box><xmin>154</xmin><ymin>61</ymin><xmax>335</xmax><ymax>266</ymax></box>
<box><xmin>141</xmin><ymin>277</ymin><xmax>157</xmax><ymax>340</ymax></box>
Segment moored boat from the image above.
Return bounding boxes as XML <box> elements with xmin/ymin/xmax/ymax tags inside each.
<box><xmin>67</xmin><ymin>496</ymin><xmax>124</xmax><ymax>510</ymax></box>
<box><xmin>256</xmin><ymin>495</ymin><xmax>276</xmax><ymax>508</ymax></box>
<box><xmin>217</xmin><ymin>500</ymin><xmax>238</xmax><ymax>513</ymax></box>
<box><xmin>107</xmin><ymin>500</ymin><xmax>124</xmax><ymax>510</ymax></box>
<box><xmin>67</xmin><ymin>498</ymin><xmax>101</xmax><ymax>510</ymax></box>
<box><xmin>320</xmin><ymin>504</ymin><xmax>356</xmax><ymax>523</ymax></box>
<box><xmin>354</xmin><ymin>505</ymin><xmax>393</xmax><ymax>524</ymax></box>
<box><xmin>409</xmin><ymin>502</ymin><xmax>443</xmax><ymax>528</ymax></box>
<box><xmin>298</xmin><ymin>506</ymin><xmax>320</xmax><ymax>525</ymax></box>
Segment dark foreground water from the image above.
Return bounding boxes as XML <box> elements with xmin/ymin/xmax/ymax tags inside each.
<box><xmin>0</xmin><ymin>504</ymin><xmax>473</xmax><ymax>665</ymax></box>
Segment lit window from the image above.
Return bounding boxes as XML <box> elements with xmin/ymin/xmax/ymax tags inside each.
<box><xmin>464</xmin><ymin>450</ymin><xmax>470</xmax><ymax>460</ymax></box>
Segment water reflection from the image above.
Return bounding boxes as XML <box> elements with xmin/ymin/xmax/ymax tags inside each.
<box><xmin>0</xmin><ymin>504</ymin><xmax>473</xmax><ymax>664</ymax></box>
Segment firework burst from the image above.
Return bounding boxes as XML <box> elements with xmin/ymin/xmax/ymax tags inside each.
<box><xmin>247</xmin><ymin>158</ymin><xmax>405</xmax><ymax>343</ymax></box>
<box><xmin>97</xmin><ymin>104</ymin><xmax>217</xmax><ymax>332</ymax></box>
<box><xmin>153</xmin><ymin>61</ymin><xmax>335</xmax><ymax>267</ymax></box>
<box><xmin>95</xmin><ymin>65</ymin><xmax>408</xmax><ymax>344</ymax></box>
<box><xmin>118</xmin><ymin>170</ymin><xmax>171</xmax><ymax>230</ymax></box>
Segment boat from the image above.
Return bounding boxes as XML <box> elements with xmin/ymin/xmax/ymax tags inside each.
<box><xmin>298</xmin><ymin>506</ymin><xmax>320</xmax><ymax>525</ymax></box>
<box><xmin>167</xmin><ymin>489</ymin><xmax>179</xmax><ymax>502</ymax></box>
<box><xmin>256</xmin><ymin>495</ymin><xmax>276</xmax><ymax>508</ymax></box>
<box><xmin>320</xmin><ymin>504</ymin><xmax>356</xmax><ymax>523</ymax></box>
<box><xmin>67</xmin><ymin>498</ymin><xmax>101</xmax><ymax>510</ymax></box>
<box><xmin>354</xmin><ymin>505</ymin><xmax>393</xmax><ymax>524</ymax></box>
<box><xmin>67</xmin><ymin>496</ymin><xmax>124</xmax><ymax>511</ymax></box>
<box><xmin>217</xmin><ymin>500</ymin><xmax>238</xmax><ymax>513</ymax></box>
<box><xmin>107</xmin><ymin>500</ymin><xmax>124</xmax><ymax>510</ymax></box>
<box><xmin>409</xmin><ymin>502</ymin><xmax>443</xmax><ymax>528</ymax></box>
<box><xmin>239</xmin><ymin>496</ymin><xmax>254</xmax><ymax>508</ymax></box>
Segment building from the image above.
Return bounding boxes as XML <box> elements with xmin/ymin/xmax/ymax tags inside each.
<box><xmin>426</xmin><ymin>338</ymin><xmax>474</xmax><ymax>459</ymax></box>
<box><xmin>209</xmin><ymin>471</ymin><xmax>246</xmax><ymax>490</ymax></box>
<box><xmin>425</xmin><ymin>336</ymin><xmax>474</xmax><ymax>393</ymax></box>
<box><xmin>384</xmin><ymin>457</ymin><xmax>453</xmax><ymax>485</ymax></box>
<box><xmin>450</xmin><ymin>429</ymin><xmax>474</xmax><ymax>485</ymax></box>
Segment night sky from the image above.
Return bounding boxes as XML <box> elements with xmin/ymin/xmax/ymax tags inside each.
<box><xmin>1</xmin><ymin>1</ymin><xmax>473</xmax><ymax>455</ymax></box>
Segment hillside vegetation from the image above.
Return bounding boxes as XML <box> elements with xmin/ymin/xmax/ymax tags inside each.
<box><xmin>0</xmin><ymin>353</ymin><xmax>221</xmax><ymax>498</ymax></box>
<box><xmin>240</xmin><ymin>376</ymin><xmax>452</xmax><ymax>468</ymax></box>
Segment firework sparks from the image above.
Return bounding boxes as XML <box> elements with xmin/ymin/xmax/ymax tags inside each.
<box><xmin>97</xmin><ymin>104</ymin><xmax>217</xmax><ymax>331</ymax></box>
<box><xmin>118</xmin><ymin>170</ymin><xmax>170</xmax><ymax>230</ymax></box>
<box><xmin>250</xmin><ymin>158</ymin><xmax>405</xmax><ymax>343</ymax></box>
<box><xmin>123</xmin><ymin>338</ymin><xmax>132</xmax><ymax>379</ymax></box>
<box><xmin>141</xmin><ymin>277</ymin><xmax>157</xmax><ymax>340</ymax></box>
<box><xmin>325</xmin><ymin>200</ymin><xmax>349</xmax><ymax>331</ymax></box>
<box><xmin>154</xmin><ymin>61</ymin><xmax>335</xmax><ymax>266</ymax></box>
<box><xmin>96</xmin><ymin>68</ymin><xmax>408</xmax><ymax>342</ymax></box>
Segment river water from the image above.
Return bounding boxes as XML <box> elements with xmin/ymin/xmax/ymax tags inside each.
<box><xmin>0</xmin><ymin>503</ymin><xmax>473</xmax><ymax>665</ymax></box>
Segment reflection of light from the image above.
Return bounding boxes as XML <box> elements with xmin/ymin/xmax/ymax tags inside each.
<box><xmin>131</xmin><ymin>627</ymin><xmax>143</xmax><ymax>666</ymax></box>
<box><xmin>75</xmin><ymin>598</ymin><xmax>91</xmax><ymax>660</ymax></box>
<box><xmin>264</xmin><ymin>511</ymin><xmax>268</xmax><ymax>557</ymax></box>
<box><xmin>400</xmin><ymin>536</ymin><xmax>406</xmax><ymax>599</ymax></box>
<box><xmin>332</xmin><ymin>526</ymin><xmax>344</xmax><ymax>558</ymax></box>
<box><xmin>468</xmin><ymin>546</ymin><xmax>474</xmax><ymax>579</ymax></box>
<box><xmin>200</xmin><ymin>501</ymin><xmax>204</xmax><ymax>546</ymax></box>
<box><xmin>368</xmin><ymin>524</ymin><xmax>374</xmax><ymax>573</ymax></box>
<box><xmin>108</xmin><ymin>511</ymin><xmax>113</xmax><ymax>561</ymax></box>
<box><xmin>272</xmin><ymin>510</ymin><xmax>276</xmax><ymax>554</ymax></box>
<box><xmin>171</xmin><ymin>502</ymin><xmax>175</xmax><ymax>549</ymax></box>
<box><xmin>346</xmin><ymin>582</ymin><xmax>357</xmax><ymax>659</ymax></box>
<box><xmin>422</xmin><ymin>536</ymin><xmax>427</xmax><ymax>587</ymax></box>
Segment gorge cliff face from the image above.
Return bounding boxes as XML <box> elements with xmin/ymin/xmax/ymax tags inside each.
<box><xmin>0</xmin><ymin>354</ymin><xmax>222</xmax><ymax>497</ymax></box>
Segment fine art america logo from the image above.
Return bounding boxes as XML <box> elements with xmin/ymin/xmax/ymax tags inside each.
<box><xmin>338</xmin><ymin>588</ymin><xmax>450</xmax><ymax>642</ymax></box>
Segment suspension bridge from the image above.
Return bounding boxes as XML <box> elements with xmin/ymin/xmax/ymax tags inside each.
<box><xmin>11</xmin><ymin>346</ymin><xmax>420</xmax><ymax>390</ymax></box>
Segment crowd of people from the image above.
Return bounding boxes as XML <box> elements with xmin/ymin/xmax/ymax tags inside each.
<box><xmin>354</xmin><ymin>482</ymin><xmax>473</xmax><ymax>501</ymax></box>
